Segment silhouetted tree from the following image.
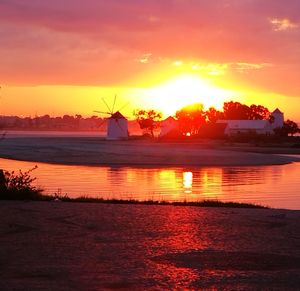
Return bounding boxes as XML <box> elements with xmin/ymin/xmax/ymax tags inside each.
<box><xmin>223</xmin><ymin>101</ymin><xmax>251</xmax><ymax>120</ymax></box>
<box><xmin>134</xmin><ymin>109</ymin><xmax>162</xmax><ymax>137</ymax></box>
<box><xmin>75</xmin><ymin>114</ymin><xmax>82</xmax><ymax>129</ymax></box>
<box><xmin>176</xmin><ymin>103</ymin><xmax>206</xmax><ymax>135</ymax></box>
<box><xmin>205</xmin><ymin>107</ymin><xmax>224</xmax><ymax>124</ymax></box>
<box><xmin>249</xmin><ymin>104</ymin><xmax>271</xmax><ymax>120</ymax></box>
<box><xmin>274</xmin><ymin>120</ymin><xmax>299</xmax><ymax>136</ymax></box>
<box><xmin>62</xmin><ymin>115</ymin><xmax>75</xmax><ymax>129</ymax></box>
<box><xmin>223</xmin><ymin>101</ymin><xmax>272</xmax><ymax>121</ymax></box>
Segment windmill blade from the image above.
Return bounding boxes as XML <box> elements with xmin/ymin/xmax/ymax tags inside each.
<box><xmin>116</xmin><ymin>102</ymin><xmax>130</xmax><ymax>113</ymax></box>
<box><xmin>102</xmin><ymin>98</ymin><xmax>112</xmax><ymax>114</ymax></box>
<box><xmin>112</xmin><ymin>94</ymin><xmax>117</xmax><ymax>113</ymax></box>
<box><xmin>93</xmin><ymin>110</ymin><xmax>111</xmax><ymax>115</ymax></box>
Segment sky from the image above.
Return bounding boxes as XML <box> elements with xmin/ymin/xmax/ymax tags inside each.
<box><xmin>0</xmin><ymin>0</ymin><xmax>299</xmax><ymax>120</ymax></box>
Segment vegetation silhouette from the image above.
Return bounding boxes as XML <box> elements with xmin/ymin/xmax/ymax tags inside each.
<box><xmin>0</xmin><ymin>99</ymin><xmax>298</xmax><ymax>138</ymax></box>
<box><xmin>223</xmin><ymin>102</ymin><xmax>272</xmax><ymax>121</ymax></box>
<box><xmin>274</xmin><ymin>120</ymin><xmax>299</xmax><ymax>137</ymax></box>
<box><xmin>134</xmin><ymin>109</ymin><xmax>162</xmax><ymax>137</ymax></box>
<box><xmin>205</xmin><ymin>107</ymin><xmax>224</xmax><ymax>124</ymax></box>
<box><xmin>175</xmin><ymin>103</ymin><xmax>206</xmax><ymax>135</ymax></box>
<box><xmin>0</xmin><ymin>166</ymin><xmax>44</xmax><ymax>200</ymax></box>
<box><xmin>158</xmin><ymin>101</ymin><xmax>299</xmax><ymax>138</ymax></box>
<box><xmin>0</xmin><ymin>114</ymin><xmax>104</xmax><ymax>131</ymax></box>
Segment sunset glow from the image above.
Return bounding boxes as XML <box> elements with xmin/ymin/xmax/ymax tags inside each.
<box><xmin>0</xmin><ymin>1</ymin><xmax>299</xmax><ymax>121</ymax></box>
<box><xmin>145</xmin><ymin>75</ymin><xmax>233</xmax><ymax>116</ymax></box>
<box><xmin>1</xmin><ymin>2</ymin><xmax>300</xmax><ymax>289</ymax></box>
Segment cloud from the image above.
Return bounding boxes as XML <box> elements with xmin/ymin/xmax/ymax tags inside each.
<box><xmin>231</xmin><ymin>63</ymin><xmax>273</xmax><ymax>73</ymax></box>
<box><xmin>0</xmin><ymin>0</ymin><xmax>299</xmax><ymax>97</ymax></box>
<box><xmin>187</xmin><ymin>62</ymin><xmax>272</xmax><ymax>76</ymax></box>
<box><xmin>270</xmin><ymin>18</ymin><xmax>298</xmax><ymax>31</ymax></box>
<box><xmin>138</xmin><ymin>53</ymin><xmax>153</xmax><ymax>64</ymax></box>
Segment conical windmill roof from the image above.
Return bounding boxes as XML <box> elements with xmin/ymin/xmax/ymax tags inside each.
<box><xmin>272</xmin><ymin>108</ymin><xmax>283</xmax><ymax>114</ymax></box>
<box><xmin>109</xmin><ymin>111</ymin><xmax>127</xmax><ymax>120</ymax></box>
<box><xmin>164</xmin><ymin>116</ymin><xmax>176</xmax><ymax>122</ymax></box>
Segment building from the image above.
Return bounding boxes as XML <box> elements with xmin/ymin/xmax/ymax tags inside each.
<box><xmin>216</xmin><ymin>119</ymin><xmax>273</xmax><ymax>136</ymax></box>
<box><xmin>271</xmin><ymin>108</ymin><xmax>284</xmax><ymax>129</ymax></box>
<box><xmin>217</xmin><ymin>108</ymin><xmax>284</xmax><ymax>136</ymax></box>
<box><xmin>159</xmin><ymin>116</ymin><xmax>179</xmax><ymax>138</ymax></box>
<box><xmin>107</xmin><ymin>111</ymin><xmax>129</xmax><ymax>140</ymax></box>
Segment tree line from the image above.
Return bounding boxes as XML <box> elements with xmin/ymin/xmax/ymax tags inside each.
<box><xmin>134</xmin><ymin>101</ymin><xmax>299</xmax><ymax>137</ymax></box>
<box><xmin>0</xmin><ymin>114</ymin><xmax>104</xmax><ymax>130</ymax></box>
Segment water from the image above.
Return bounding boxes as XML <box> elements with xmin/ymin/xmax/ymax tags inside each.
<box><xmin>1</xmin><ymin>158</ymin><xmax>300</xmax><ymax>209</ymax></box>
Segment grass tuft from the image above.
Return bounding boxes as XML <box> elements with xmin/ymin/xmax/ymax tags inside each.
<box><xmin>2</xmin><ymin>192</ymin><xmax>267</xmax><ymax>209</ymax></box>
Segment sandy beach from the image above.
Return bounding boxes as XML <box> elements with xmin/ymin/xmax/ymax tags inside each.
<box><xmin>1</xmin><ymin>201</ymin><xmax>299</xmax><ymax>290</ymax></box>
<box><xmin>0</xmin><ymin>136</ymin><xmax>299</xmax><ymax>167</ymax></box>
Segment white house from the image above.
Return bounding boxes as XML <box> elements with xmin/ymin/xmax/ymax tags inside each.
<box><xmin>216</xmin><ymin>119</ymin><xmax>273</xmax><ymax>136</ymax></box>
<box><xmin>217</xmin><ymin>108</ymin><xmax>284</xmax><ymax>136</ymax></box>
<box><xmin>159</xmin><ymin>116</ymin><xmax>179</xmax><ymax>137</ymax></box>
<box><xmin>107</xmin><ymin>111</ymin><xmax>129</xmax><ymax>140</ymax></box>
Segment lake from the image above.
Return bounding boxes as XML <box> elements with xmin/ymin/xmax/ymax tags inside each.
<box><xmin>1</xmin><ymin>157</ymin><xmax>300</xmax><ymax>210</ymax></box>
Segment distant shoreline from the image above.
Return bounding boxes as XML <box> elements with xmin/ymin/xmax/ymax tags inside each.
<box><xmin>0</xmin><ymin>136</ymin><xmax>299</xmax><ymax>167</ymax></box>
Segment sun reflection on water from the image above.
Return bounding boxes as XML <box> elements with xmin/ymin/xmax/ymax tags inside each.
<box><xmin>0</xmin><ymin>158</ymin><xmax>300</xmax><ymax>209</ymax></box>
<box><xmin>183</xmin><ymin>172</ymin><xmax>193</xmax><ymax>194</ymax></box>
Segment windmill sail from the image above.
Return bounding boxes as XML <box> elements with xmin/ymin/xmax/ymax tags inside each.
<box><xmin>102</xmin><ymin>98</ymin><xmax>112</xmax><ymax>113</ymax></box>
<box><xmin>94</xmin><ymin>96</ymin><xmax>129</xmax><ymax>140</ymax></box>
<box><xmin>111</xmin><ymin>94</ymin><xmax>117</xmax><ymax>113</ymax></box>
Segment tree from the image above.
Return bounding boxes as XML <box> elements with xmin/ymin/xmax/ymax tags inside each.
<box><xmin>223</xmin><ymin>101</ymin><xmax>271</xmax><ymax>121</ymax></box>
<box><xmin>205</xmin><ymin>107</ymin><xmax>224</xmax><ymax>124</ymax></box>
<box><xmin>274</xmin><ymin>120</ymin><xmax>299</xmax><ymax>136</ymax></box>
<box><xmin>249</xmin><ymin>104</ymin><xmax>271</xmax><ymax>120</ymax></box>
<box><xmin>223</xmin><ymin>101</ymin><xmax>251</xmax><ymax>120</ymax></box>
<box><xmin>75</xmin><ymin>114</ymin><xmax>82</xmax><ymax>129</ymax></box>
<box><xmin>176</xmin><ymin>103</ymin><xmax>206</xmax><ymax>135</ymax></box>
<box><xmin>134</xmin><ymin>109</ymin><xmax>162</xmax><ymax>137</ymax></box>
<box><xmin>62</xmin><ymin>115</ymin><xmax>75</xmax><ymax>129</ymax></box>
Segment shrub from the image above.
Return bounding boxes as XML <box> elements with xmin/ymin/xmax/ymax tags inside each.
<box><xmin>0</xmin><ymin>166</ymin><xmax>44</xmax><ymax>200</ymax></box>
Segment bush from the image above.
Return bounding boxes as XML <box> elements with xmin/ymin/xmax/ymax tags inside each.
<box><xmin>0</xmin><ymin>166</ymin><xmax>44</xmax><ymax>200</ymax></box>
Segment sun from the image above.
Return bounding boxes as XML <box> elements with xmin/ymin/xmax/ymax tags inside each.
<box><xmin>145</xmin><ymin>74</ymin><xmax>233</xmax><ymax>117</ymax></box>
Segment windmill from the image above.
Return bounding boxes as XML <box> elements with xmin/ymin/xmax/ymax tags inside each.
<box><xmin>94</xmin><ymin>95</ymin><xmax>129</xmax><ymax>140</ymax></box>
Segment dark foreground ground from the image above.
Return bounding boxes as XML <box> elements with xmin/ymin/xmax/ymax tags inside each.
<box><xmin>1</xmin><ymin>202</ymin><xmax>300</xmax><ymax>290</ymax></box>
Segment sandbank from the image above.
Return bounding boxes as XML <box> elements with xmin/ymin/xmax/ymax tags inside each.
<box><xmin>0</xmin><ymin>136</ymin><xmax>299</xmax><ymax>167</ymax></box>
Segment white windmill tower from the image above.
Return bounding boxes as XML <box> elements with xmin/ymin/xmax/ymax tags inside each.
<box><xmin>271</xmin><ymin>108</ymin><xmax>284</xmax><ymax>130</ymax></box>
<box><xmin>94</xmin><ymin>95</ymin><xmax>129</xmax><ymax>140</ymax></box>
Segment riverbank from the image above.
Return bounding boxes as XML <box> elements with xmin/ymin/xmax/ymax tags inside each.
<box><xmin>0</xmin><ymin>137</ymin><xmax>299</xmax><ymax>167</ymax></box>
<box><xmin>1</xmin><ymin>201</ymin><xmax>299</xmax><ymax>290</ymax></box>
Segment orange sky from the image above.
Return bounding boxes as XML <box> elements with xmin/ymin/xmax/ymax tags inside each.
<box><xmin>0</xmin><ymin>1</ymin><xmax>299</xmax><ymax>120</ymax></box>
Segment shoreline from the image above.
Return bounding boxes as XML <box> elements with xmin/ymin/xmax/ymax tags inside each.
<box><xmin>0</xmin><ymin>154</ymin><xmax>298</xmax><ymax>169</ymax></box>
<box><xmin>1</xmin><ymin>190</ymin><xmax>268</xmax><ymax>209</ymax></box>
<box><xmin>0</xmin><ymin>137</ymin><xmax>300</xmax><ymax>167</ymax></box>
